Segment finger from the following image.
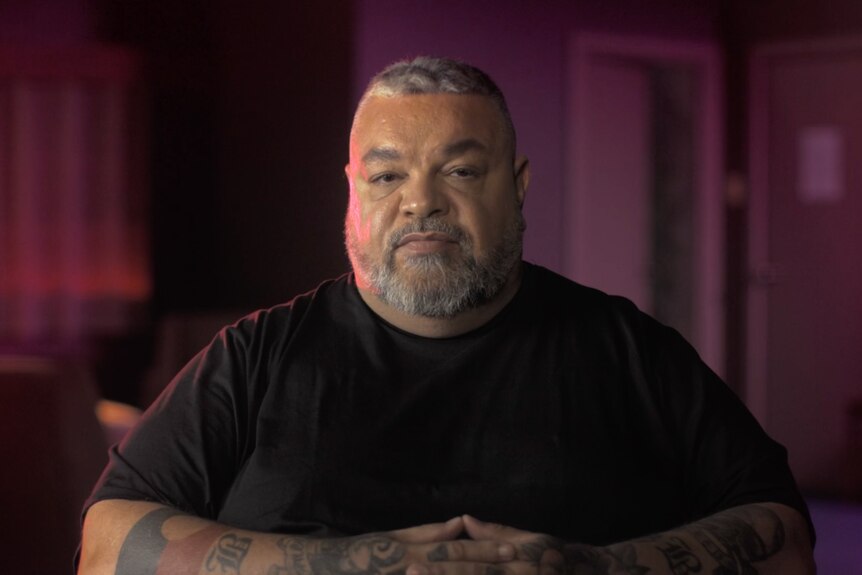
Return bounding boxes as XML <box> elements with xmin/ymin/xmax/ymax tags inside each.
<box><xmin>391</xmin><ymin>517</ymin><xmax>465</xmax><ymax>544</ymax></box>
<box><xmin>462</xmin><ymin>515</ymin><xmax>531</xmax><ymax>543</ymax></box>
<box><xmin>407</xmin><ymin>559</ymin><xmax>539</xmax><ymax>575</ymax></box>
<box><xmin>417</xmin><ymin>538</ymin><xmax>515</xmax><ymax>564</ymax></box>
<box><xmin>462</xmin><ymin>517</ymin><xmax>562</xmax><ymax>567</ymax></box>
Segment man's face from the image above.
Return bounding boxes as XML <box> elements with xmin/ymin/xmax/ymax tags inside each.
<box><xmin>344</xmin><ymin>93</ymin><xmax>529</xmax><ymax>318</ymax></box>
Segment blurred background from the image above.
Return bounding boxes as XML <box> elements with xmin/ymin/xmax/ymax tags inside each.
<box><xmin>1</xmin><ymin>0</ymin><xmax>861</xmax><ymax>572</ymax></box>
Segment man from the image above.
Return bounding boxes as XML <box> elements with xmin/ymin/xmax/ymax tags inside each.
<box><xmin>79</xmin><ymin>57</ymin><xmax>815</xmax><ymax>574</ymax></box>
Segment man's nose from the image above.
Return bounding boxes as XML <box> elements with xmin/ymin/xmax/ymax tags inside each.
<box><xmin>399</xmin><ymin>176</ymin><xmax>449</xmax><ymax>218</ymax></box>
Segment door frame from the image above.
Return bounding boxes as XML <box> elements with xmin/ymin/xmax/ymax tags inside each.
<box><xmin>565</xmin><ymin>32</ymin><xmax>725</xmax><ymax>375</ymax></box>
<box><xmin>747</xmin><ymin>35</ymin><xmax>862</xmax><ymax>425</ymax></box>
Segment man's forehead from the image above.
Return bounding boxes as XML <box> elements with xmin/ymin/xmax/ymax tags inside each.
<box><xmin>356</xmin><ymin>92</ymin><xmax>498</xmax><ymax>117</ymax></box>
<box><xmin>350</xmin><ymin>93</ymin><xmax>507</xmax><ymax>157</ymax></box>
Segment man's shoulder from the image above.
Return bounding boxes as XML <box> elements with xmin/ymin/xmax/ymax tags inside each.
<box><xmin>222</xmin><ymin>272</ymin><xmax>359</xmax><ymax>340</ymax></box>
<box><xmin>524</xmin><ymin>262</ymin><xmax>641</xmax><ymax>318</ymax></box>
<box><xmin>250</xmin><ymin>272</ymin><xmax>354</xmax><ymax>315</ymax></box>
<box><xmin>521</xmin><ymin>261</ymin><xmax>669</xmax><ymax>352</ymax></box>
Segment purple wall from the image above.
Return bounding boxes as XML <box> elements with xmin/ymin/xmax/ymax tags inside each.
<box><xmin>0</xmin><ymin>0</ymin><xmax>94</xmax><ymax>43</ymax></box>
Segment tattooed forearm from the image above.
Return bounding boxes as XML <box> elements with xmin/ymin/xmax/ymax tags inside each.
<box><xmin>115</xmin><ymin>507</ymin><xmax>182</xmax><ymax>575</ymax></box>
<box><xmin>559</xmin><ymin>542</ymin><xmax>648</xmax><ymax>575</ymax></box>
<box><xmin>657</xmin><ymin>536</ymin><xmax>702</xmax><ymax>574</ymax></box>
<box><xmin>538</xmin><ymin>504</ymin><xmax>794</xmax><ymax>575</ymax></box>
<box><xmin>268</xmin><ymin>538</ymin><xmax>309</xmax><ymax>575</ymax></box>
<box><xmin>312</xmin><ymin>536</ymin><xmax>406</xmax><ymax>575</ymax></box>
<box><xmin>206</xmin><ymin>533</ymin><xmax>253</xmax><ymax>573</ymax></box>
<box><xmin>114</xmin><ymin>507</ymin><xmax>247</xmax><ymax>575</ymax></box>
<box><xmin>268</xmin><ymin>534</ymin><xmax>407</xmax><ymax>575</ymax></box>
<box><xmin>691</xmin><ymin>504</ymin><xmax>785</xmax><ymax>573</ymax></box>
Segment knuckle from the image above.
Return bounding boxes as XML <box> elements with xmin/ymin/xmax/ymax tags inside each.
<box><xmin>448</xmin><ymin>540</ymin><xmax>465</xmax><ymax>560</ymax></box>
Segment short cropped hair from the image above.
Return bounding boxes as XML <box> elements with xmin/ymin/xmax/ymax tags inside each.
<box><xmin>358</xmin><ymin>56</ymin><xmax>517</xmax><ymax>153</ymax></box>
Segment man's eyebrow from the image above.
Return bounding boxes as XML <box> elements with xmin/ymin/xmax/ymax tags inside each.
<box><xmin>442</xmin><ymin>138</ymin><xmax>488</xmax><ymax>157</ymax></box>
<box><xmin>361</xmin><ymin>147</ymin><xmax>401</xmax><ymax>165</ymax></box>
<box><xmin>360</xmin><ymin>139</ymin><xmax>488</xmax><ymax>165</ymax></box>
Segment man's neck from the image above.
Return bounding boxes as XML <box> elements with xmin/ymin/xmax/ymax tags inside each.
<box><xmin>356</xmin><ymin>263</ymin><xmax>523</xmax><ymax>338</ymax></box>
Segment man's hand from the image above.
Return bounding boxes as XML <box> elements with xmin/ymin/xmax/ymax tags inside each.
<box><xmin>462</xmin><ymin>516</ymin><xmax>566</xmax><ymax>575</ymax></box>
<box><xmin>286</xmin><ymin>518</ymin><xmax>517</xmax><ymax>575</ymax></box>
<box><xmin>458</xmin><ymin>503</ymin><xmax>815</xmax><ymax>575</ymax></box>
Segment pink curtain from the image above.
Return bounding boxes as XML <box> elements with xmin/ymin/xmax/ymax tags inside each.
<box><xmin>0</xmin><ymin>46</ymin><xmax>149</xmax><ymax>345</ymax></box>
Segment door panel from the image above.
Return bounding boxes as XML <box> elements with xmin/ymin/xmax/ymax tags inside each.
<box><xmin>751</xmin><ymin>46</ymin><xmax>862</xmax><ymax>494</ymax></box>
<box><xmin>567</xmin><ymin>34</ymin><xmax>724</xmax><ymax>375</ymax></box>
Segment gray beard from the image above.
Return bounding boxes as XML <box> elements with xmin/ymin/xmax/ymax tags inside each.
<box><xmin>346</xmin><ymin>214</ymin><xmax>524</xmax><ymax>318</ymax></box>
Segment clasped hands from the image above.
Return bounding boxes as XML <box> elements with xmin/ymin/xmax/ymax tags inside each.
<box><xmin>347</xmin><ymin>515</ymin><xmax>568</xmax><ymax>575</ymax></box>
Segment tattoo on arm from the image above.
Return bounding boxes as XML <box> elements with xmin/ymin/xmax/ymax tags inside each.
<box><xmin>115</xmin><ymin>507</ymin><xmax>250</xmax><ymax>575</ymax></box>
<box><xmin>657</xmin><ymin>536</ymin><xmax>702</xmax><ymax>574</ymax></box>
<box><xmin>691</xmin><ymin>505</ymin><xmax>785</xmax><ymax>574</ymax></box>
<box><xmin>556</xmin><ymin>505</ymin><xmax>785</xmax><ymax>575</ymax></box>
<box><xmin>268</xmin><ymin>538</ymin><xmax>302</xmax><ymax>575</ymax></box>
<box><xmin>205</xmin><ymin>534</ymin><xmax>253</xmax><ymax>573</ymax></box>
<box><xmin>269</xmin><ymin>535</ymin><xmax>407</xmax><ymax>575</ymax></box>
<box><xmin>561</xmin><ymin>543</ymin><xmax>649</xmax><ymax>575</ymax></box>
<box><xmin>115</xmin><ymin>507</ymin><xmax>182</xmax><ymax>575</ymax></box>
<box><xmin>513</xmin><ymin>536</ymin><xmax>650</xmax><ymax>575</ymax></box>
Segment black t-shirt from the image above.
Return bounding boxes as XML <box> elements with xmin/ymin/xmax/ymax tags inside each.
<box><xmin>86</xmin><ymin>263</ymin><xmax>810</xmax><ymax>545</ymax></box>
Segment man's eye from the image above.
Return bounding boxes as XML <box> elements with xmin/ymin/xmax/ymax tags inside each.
<box><xmin>370</xmin><ymin>173</ymin><xmax>399</xmax><ymax>184</ymax></box>
<box><xmin>449</xmin><ymin>167</ymin><xmax>479</xmax><ymax>178</ymax></box>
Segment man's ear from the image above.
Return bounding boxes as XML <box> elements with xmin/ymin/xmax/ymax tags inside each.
<box><xmin>514</xmin><ymin>155</ymin><xmax>530</xmax><ymax>207</ymax></box>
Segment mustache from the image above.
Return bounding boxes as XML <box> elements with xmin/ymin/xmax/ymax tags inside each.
<box><xmin>387</xmin><ymin>219</ymin><xmax>469</xmax><ymax>250</ymax></box>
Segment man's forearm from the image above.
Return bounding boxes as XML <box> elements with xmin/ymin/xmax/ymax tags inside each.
<box><xmin>79</xmin><ymin>499</ymin><xmax>312</xmax><ymax>574</ymax></box>
<box><xmin>557</xmin><ymin>503</ymin><xmax>815</xmax><ymax>575</ymax></box>
<box><xmin>79</xmin><ymin>499</ymin><xmax>513</xmax><ymax>575</ymax></box>
<box><xmin>81</xmin><ymin>500</ymin><xmax>814</xmax><ymax>575</ymax></box>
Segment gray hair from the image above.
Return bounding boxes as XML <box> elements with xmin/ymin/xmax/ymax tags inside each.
<box><xmin>359</xmin><ymin>56</ymin><xmax>517</xmax><ymax>153</ymax></box>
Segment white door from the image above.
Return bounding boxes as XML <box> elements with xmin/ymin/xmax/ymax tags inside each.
<box><xmin>566</xmin><ymin>33</ymin><xmax>724</xmax><ymax>375</ymax></box>
<box><xmin>748</xmin><ymin>39</ymin><xmax>862</xmax><ymax>494</ymax></box>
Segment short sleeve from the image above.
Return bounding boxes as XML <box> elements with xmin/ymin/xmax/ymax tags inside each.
<box><xmin>647</xmin><ymin>318</ymin><xmax>814</xmax><ymax>543</ymax></box>
<box><xmin>83</xmin><ymin>323</ymin><xmax>252</xmax><ymax>519</ymax></box>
